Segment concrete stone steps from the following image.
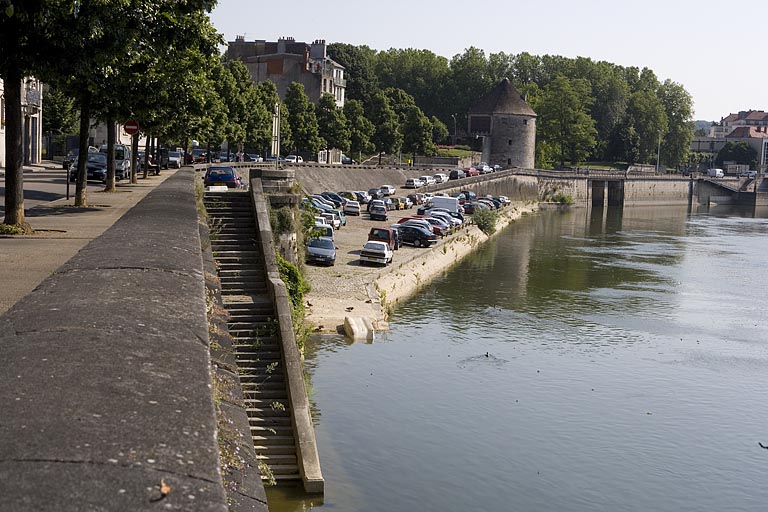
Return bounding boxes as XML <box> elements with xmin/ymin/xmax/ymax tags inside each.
<box><xmin>206</xmin><ymin>190</ymin><xmax>300</xmax><ymax>484</ymax></box>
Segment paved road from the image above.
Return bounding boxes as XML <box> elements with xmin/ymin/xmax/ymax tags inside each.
<box><xmin>0</xmin><ymin>165</ymin><xmax>106</xmax><ymax>215</ymax></box>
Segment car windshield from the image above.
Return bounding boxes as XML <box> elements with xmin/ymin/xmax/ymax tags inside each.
<box><xmin>309</xmin><ymin>238</ymin><xmax>334</xmax><ymax>249</ymax></box>
<box><xmin>208</xmin><ymin>167</ymin><xmax>235</xmax><ymax>177</ymax></box>
<box><xmin>169</xmin><ymin>151</ymin><xmax>181</xmax><ymax>157</ymax></box>
<box><xmin>363</xmin><ymin>242</ymin><xmax>385</xmax><ymax>250</ymax></box>
<box><xmin>88</xmin><ymin>154</ymin><xmax>107</xmax><ymax>164</ymax></box>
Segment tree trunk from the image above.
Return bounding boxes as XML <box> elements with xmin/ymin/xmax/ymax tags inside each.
<box><xmin>2</xmin><ymin>66</ymin><xmax>31</xmax><ymax>232</ymax></box>
<box><xmin>142</xmin><ymin>135</ymin><xmax>150</xmax><ymax>179</ymax></box>
<box><xmin>130</xmin><ymin>133</ymin><xmax>139</xmax><ymax>184</ymax></box>
<box><xmin>75</xmin><ymin>91</ymin><xmax>91</xmax><ymax>207</ymax></box>
<box><xmin>104</xmin><ymin>118</ymin><xmax>116</xmax><ymax>192</ymax></box>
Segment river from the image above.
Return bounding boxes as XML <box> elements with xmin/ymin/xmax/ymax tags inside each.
<box><xmin>268</xmin><ymin>205</ymin><xmax>768</xmax><ymax>512</ymax></box>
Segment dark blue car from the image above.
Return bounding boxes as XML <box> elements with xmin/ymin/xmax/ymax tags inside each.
<box><xmin>203</xmin><ymin>166</ymin><xmax>242</xmax><ymax>188</ymax></box>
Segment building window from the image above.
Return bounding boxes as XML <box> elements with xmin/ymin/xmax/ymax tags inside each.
<box><xmin>508</xmin><ymin>139</ymin><xmax>512</xmax><ymax>145</ymax></box>
<box><xmin>523</xmin><ymin>119</ymin><xmax>528</xmax><ymax>125</ymax></box>
<box><xmin>323</xmin><ymin>79</ymin><xmax>327</xmax><ymax>92</ymax></box>
<box><xmin>508</xmin><ymin>158</ymin><xmax>511</xmax><ymax>165</ymax></box>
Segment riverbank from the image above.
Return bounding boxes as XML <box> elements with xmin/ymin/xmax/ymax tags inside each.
<box><xmin>302</xmin><ymin>202</ymin><xmax>538</xmax><ymax>335</ymax></box>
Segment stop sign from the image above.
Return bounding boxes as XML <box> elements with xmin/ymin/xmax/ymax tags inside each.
<box><xmin>124</xmin><ymin>120</ymin><xmax>140</xmax><ymax>135</ymax></box>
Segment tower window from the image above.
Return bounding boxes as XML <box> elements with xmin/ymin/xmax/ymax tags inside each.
<box><xmin>508</xmin><ymin>139</ymin><xmax>512</xmax><ymax>145</ymax></box>
<box><xmin>523</xmin><ymin>119</ymin><xmax>528</xmax><ymax>125</ymax></box>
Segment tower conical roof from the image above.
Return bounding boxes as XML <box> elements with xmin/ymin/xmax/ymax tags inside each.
<box><xmin>469</xmin><ymin>78</ymin><xmax>536</xmax><ymax>117</ymax></box>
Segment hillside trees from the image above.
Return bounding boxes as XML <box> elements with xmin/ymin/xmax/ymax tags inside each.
<box><xmin>316</xmin><ymin>93</ymin><xmax>350</xmax><ymax>155</ymax></box>
<box><xmin>343</xmin><ymin>99</ymin><xmax>374</xmax><ymax>160</ymax></box>
<box><xmin>284</xmin><ymin>82</ymin><xmax>322</xmax><ymax>156</ymax></box>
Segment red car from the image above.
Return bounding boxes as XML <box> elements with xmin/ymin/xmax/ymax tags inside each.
<box><xmin>465</xmin><ymin>168</ymin><xmax>481</xmax><ymax>177</ymax></box>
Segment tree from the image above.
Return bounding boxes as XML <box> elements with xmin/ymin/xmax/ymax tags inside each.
<box><xmin>624</xmin><ymin>89</ymin><xmax>668</xmax><ymax>163</ymax></box>
<box><xmin>327</xmin><ymin>43</ymin><xmax>379</xmax><ymax>105</ymax></box>
<box><xmin>536</xmin><ymin>75</ymin><xmax>597</xmax><ymax>167</ymax></box>
<box><xmin>368</xmin><ymin>91</ymin><xmax>401</xmax><ymax>165</ymax></box>
<box><xmin>716</xmin><ymin>142</ymin><xmax>757</xmax><ymax>168</ymax></box>
<box><xmin>42</xmin><ymin>83</ymin><xmax>77</xmax><ymax>136</ymax></box>
<box><xmin>316</xmin><ymin>93</ymin><xmax>350</xmax><ymax>153</ymax></box>
<box><xmin>255</xmin><ymin>80</ymin><xmax>291</xmax><ymax>156</ymax></box>
<box><xmin>374</xmin><ymin>48</ymin><xmax>450</xmax><ymax>119</ymax></box>
<box><xmin>659</xmin><ymin>79</ymin><xmax>694</xmax><ymax>169</ymax></box>
<box><xmin>343</xmin><ymin>99</ymin><xmax>374</xmax><ymax>160</ymax></box>
<box><xmin>402</xmin><ymin>105</ymin><xmax>435</xmax><ymax>161</ymax></box>
<box><xmin>430</xmin><ymin>116</ymin><xmax>449</xmax><ymax>145</ymax></box>
<box><xmin>284</xmin><ymin>82</ymin><xmax>322</xmax><ymax>156</ymax></box>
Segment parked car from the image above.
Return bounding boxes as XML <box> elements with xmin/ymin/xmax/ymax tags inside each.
<box><xmin>343</xmin><ymin>200</ymin><xmax>361</xmax><ymax>216</ymax></box>
<box><xmin>341</xmin><ymin>153</ymin><xmax>356</xmax><ymax>164</ymax></box>
<box><xmin>63</xmin><ymin>146</ymin><xmax>98</xmax><ymax>169</ymax></box>
<box><xmin>369</xmin><ymin>203</ymin><xmax>388</xmax><ymax>221</ymax></box>
<box><xmin>449</xmin><ymin>169</ymin><xmax>466</xmax><ymax>180</ymax></box>
<box><xmin>414</xmin><ymin>215</ymin><xmax>450</xmax><ymax>237</ymax></box>
<box><xmin>191</xmin><ymin>148</ymin><xmax>208</xmax><ymax>163</ymax></box>
<box><xmin>321</xmin><ymin>212</ymin><xmax>341</xmax><ymax>229</ymax></box>
<box><xmin>311</xmin><ymin>225</ymin><xmax>334</xmax><ymax>239</ymax></box>
<box><xmin>100</xmin><ymin>144</ymin><xmax>133</xmax><ymax>180</ymax></box>
<box><xmin>355</xmin><ymin>191</ymin><xmax>372</xmax><ymax>204</ymax></box>
<box><xmin>69</xmin><ymin>152</ymin><xmax>108</xmax><ymax>182</ymax></box>
<box><xmin>380</xmin><ymin>184</ymin><xmax>396</xmax><ymax>195</ymax></box>
<box><xmin>397</xmin><ymin>225</ymin><xmax>438</xmax><ymax>248</ymax></box>
<box><xmin>305</xmin><ymin>237</ymin><xmax>336</xmax><ymax>266</ymax></box>
<box><xmin>319</xmin><ymin>192</ymin><xmax>344</xmax><ymax>208</ymax></box>
<box><xmin>497</xmin><ymin>195</ymin><xmax>511</xmax><ymax>205</ymax></box>
<box><xmin>285</xmin><ymin>154</ymin><xmax>304</xmax><ymax>163</ymax></box>
<box><xmin>203</xmin><ymin>166</ymin><xmax>242</xmax><ymax>188</ymax></box>
<box><xmin>367</xmin><ymin>188</ymin><xmax>384</xmax><ymax>201</ymax></box>
<box><xmin>405</xmin><ymin>178</ymin><xmax>425</xmax><ymax>189</ymax></box>
<box><xmin>465</xmin><ymin>168</ymin><xmax>481</xmax><ymax>177</ymax></box>
<box><xmin>407</xmin><ymin>193</ymin><xmax>423</xmax><ymax>206</ymax></box>
<box><xmin>360</xmin><ymin>241</ymin><xmax>393</xmax><ymax>266</ymax></box>
<box><xmin>433</xmin><ymin>173</ymin><xmax>449</xmax><ymax>184</ymax></box>
<box><xmin>397</xmin><ymin>218</ymin><xmax>435</xmax><ymax>234</ymax></box>
<box><xmin>419</xmin><ymin>175</ymin><xmax>437</xmax><ymax>186</ymax></box>
<box><xmin>368</xmin><ymin>227</ymin><xmax>399</xmax><ymax>251</ymax></box>
<box><xmin>339</xmin><ymin>191</ymin><xmax>357</xmax><ymax>201</ymax></box>
<box><xmin>168</xmin><ymin>150</ymin><xmax>183</xmax><ymax>168</ymax></box>
<box><xmin>740</xmin><ymin>170</ymin><xmax>757</xmax><ymax>178</ymax></box>
<box><xmin>391</xmin><ymin>197</ymin><xmax>408</xmax><ymax>210</ymax></box>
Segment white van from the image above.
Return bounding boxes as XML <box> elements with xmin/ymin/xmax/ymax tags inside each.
<box><xmin>430</xmin><ymin>196</ymin><xmax>461</xmax><ymax>213</ymax></box>
<box><xmin>707</xmin><ymin>168</ymin><xmax>724</xmax><ymax>178</ymax></box>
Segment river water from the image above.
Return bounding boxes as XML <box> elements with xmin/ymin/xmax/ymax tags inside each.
<box><xmin>268</xmin><ymin>205</ymin><xmax>768</xmax><ymax>512</ymax></box>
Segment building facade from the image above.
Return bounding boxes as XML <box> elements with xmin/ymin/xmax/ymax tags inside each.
<box><xmin>0</xmin><ymin>77</ymin><xmax>43</xmax><ymax>168</ymax></box>
<box><xmin>225</xmin><ymin>37</ymin><xmax>346</xmax><ymax>107</ymax></box>
<box><xmin>468</xmin><ymin>79</ymin><xmax>536</xmax><ymax>169</ymax></box>
<box><xmin>692</xmin><ymin>110</ymin><xmax>768</xmax><ymax>172</ymax></box>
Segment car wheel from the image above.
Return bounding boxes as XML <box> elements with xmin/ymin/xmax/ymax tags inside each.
<box><xmin>415</xmin><ymin>239</ymin><xmax>422</xmax><ymax>248</ymax></box>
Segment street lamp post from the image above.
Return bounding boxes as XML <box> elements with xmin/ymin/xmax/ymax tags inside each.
<box><xmin>451</xmin><ymin>114</ymin><xmax>457</xmax><ymax>146</ymax></box>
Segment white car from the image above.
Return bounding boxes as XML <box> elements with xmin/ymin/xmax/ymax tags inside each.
<box><xmin>419</xmin><ymin>175</ymin><xmax>436</xmax><ymax>186</ymax></box>
<box><xmin>433</xmin><ymin>173</ymin><xmax>448</xmax><ymax>183</ymax></box>
<box><xmin>321</xmin><ymin>212</ymin><xmax>341</xmax><ymax>229</ymax></box>
<box><xmin>359</xmin><ymin>241</ymin><xmax>393</xmax><ymax>266</ymax></box>
<box><xmin>285</xmin><ymin>155</ymin><xmax>304</xmax><ymax>163</ymax></box>
<box><xmin>380</xmin><ymin>185</ymin><xmax>396</xmax><ymax>195</ymax></box>
<box><xmin>343</xmin><ymin>200</ymin><xmax>361</xmax><ymax>216</ymax></box>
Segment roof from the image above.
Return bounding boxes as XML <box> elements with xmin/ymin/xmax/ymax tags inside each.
<box><xmin>468</xmin><ymin>79</ymin><xmax>536</xmax><ymax>117</ymax></box>
<box><xmin>722</xmin><ymin>110</ymin><xmax>768</xmax><ymax>124</ymax></box>
<box><xmin>726</xmin><ymin>126</ymin><xmax>768</xmax><ymax>138</ymax></box>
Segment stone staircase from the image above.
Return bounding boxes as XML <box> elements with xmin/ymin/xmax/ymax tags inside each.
<box><xmin>204</xmin><ymin>191</ymin><xmax>300</xmax><ymax>483</ymax></box>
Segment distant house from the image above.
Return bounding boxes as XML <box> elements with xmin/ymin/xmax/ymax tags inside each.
<box><xmin>693</xmin><ymin>110</ymin><xmax>768</xmax><ymax>172</ymax></box>
<box><xmin>225</xmin><ymin>36</ymin><xmax>346</xmax><ymax>107</ymax></box>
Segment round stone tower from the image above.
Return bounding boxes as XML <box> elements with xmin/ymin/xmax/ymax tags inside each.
<box><xmin>468</xmin><ymin>78</ymin><xmax>536</xmax><ymax>169</ymax></box>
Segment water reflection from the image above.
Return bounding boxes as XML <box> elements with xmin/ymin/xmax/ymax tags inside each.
<box><xmin>270</xmin><ymin>205</ymin><xmax>768</xmax><ymax>512</ymax></box>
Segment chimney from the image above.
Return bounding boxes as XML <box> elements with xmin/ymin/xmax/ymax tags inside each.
<box><xmin>235</xmin><ymin>35</ymin><xmax>244</xmax><ymax>42</ymax></box>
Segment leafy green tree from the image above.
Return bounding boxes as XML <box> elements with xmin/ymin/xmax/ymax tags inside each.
<box><xmin>316</xmin><ymin>93</ymin><xmax>350</xmax><ymax>153</ymax></box>
<box><xmin>659</xmin><ymin>79</ymin><xmax>694</xmax><ymax>168</ymax></box>
<box><xmin>284</xmin><ymin>82</ymin><xmax>322</xmax><ymax>156</ymax></box>
<box><xmin>624</xmin><ymin>89</ymin><xmax>668</xmax><ymax>163</ymax></box>
<box><xmin>368</xmin><ymin>91</ymin><xmax>401</xmax><ymax>164</ymax></box>
<box><xmin>447</xmin><ymin>47</ymin><xmax>493</xmax><ymax>128</ymax></box>
<box><xmin>327</xmin><ymin>43</ymin><xmax>379</xmax><ymax>105</ymax></box>
<box><xmin>255</xmin><ymin>80</ymin><xmax>291</xmax><ymax>156</ymax></box>
<box><xmin>375</xmin><ymin>48</ymin><xmax>450</xmax><ymax>120</ymax></box>
<box><xmin>42</xmin><ymin>84</ymin><xmax>78</xmax><ymax>136</ymax></box>
<box><xmin>430</xmin><ymin>116</ymin><xmax>449</xmax><ymax>145</ymax></box>
<box><xmin>537</xmin><ymin>75</ymin><xmax>597</xmax><ymax>167</ymax></box>
<box><xmin>383</xmin><ymin>87</ymin><xmax>417</xmax><ymax>125</ymax></box>
<box><xmin>402</xmin><ymin>105</ymin><xmax>435</xmax><ymax>161</ymax></box>
<box><xmin>343</xmin><ymin>99</ymin><xmax>374</xmax><ymax>160</ymax></box>
<box><xmin>716</xmin><ymin>142</ymin><xmax>757</xmax><ymax>168</ymax></box>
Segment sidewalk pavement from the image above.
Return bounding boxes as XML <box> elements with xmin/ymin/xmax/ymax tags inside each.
<box><xmin>0</xmin><ymin>164</ymin><xmax>179</xmax><ymax>315</ymax></box>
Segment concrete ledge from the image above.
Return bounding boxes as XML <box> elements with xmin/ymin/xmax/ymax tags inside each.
<box><xmin>343</xmin><ymin>316</ymin><xmax>375</xmax><ymax>342</ymax></box>
<box><xmin>250</xmin><ymin>180</ymin><xmax>324</xmax><ymax>494</ymax></box>
<box><xmin>0</xmin><ymin>169</ymin><xmax>228</xmax><ymax>511</ymax></box>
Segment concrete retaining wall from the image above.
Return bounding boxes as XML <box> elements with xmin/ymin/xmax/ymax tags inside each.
<box><xmin>0</xmin><ymin>170</ymin><xmax>228</xmax><ymax>511</ymax></box>
<box><xmin>623</xmin><ymin>178</ymin><xmax>691</xmax><ymax>205</ymax></box>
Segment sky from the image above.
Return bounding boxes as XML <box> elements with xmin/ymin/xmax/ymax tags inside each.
<box><xmin>209</xmin><ymin>0</ymin><xmax>765</xmax><ymax>122</ymax></box>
